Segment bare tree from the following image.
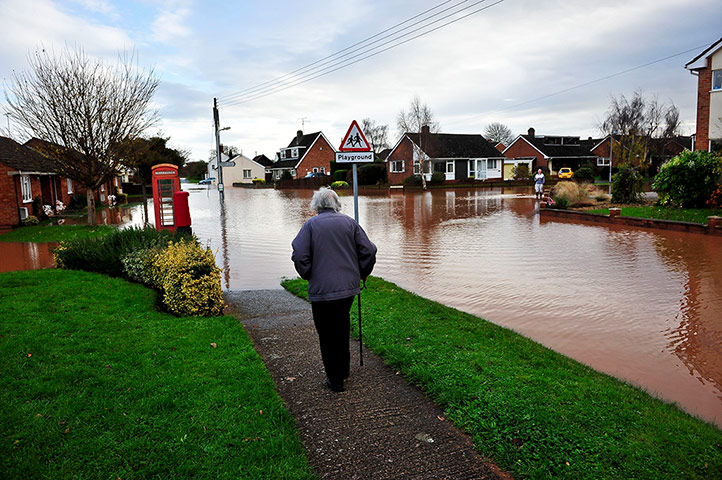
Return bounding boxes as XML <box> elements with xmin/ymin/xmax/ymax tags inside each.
<box><xmin>4</xmin><ymin>46</ymin><xmax>159</xmax><ymax>225</ymax></box>
<box><xmin>360</xmin><ymin>118</ymin><xmax>390</xmax><ymax>154</ymax></box>
<box><xmin>483</xmin><ymin>122</ymin><xmax>514</xmax><ymax>146</ymax></box>
<box><xmin>599</xmin><ymin>89</ymin><xmax>679</xmax><ymax>170</ymax></box>
<box><xmin>397</xmin><ymin>95</ymin><xmax>439</xmax><ymax>190</ymax></box>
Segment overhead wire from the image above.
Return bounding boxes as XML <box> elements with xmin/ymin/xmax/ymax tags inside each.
<box><xmin>216</xmin><ymin>0</ymin><xmax>461</xmax><ymax>103</ymax></box>
<box><xmin>217</xmin><ymin>0</ymin><xmax>505</xmax><ymax>108</ymax></box>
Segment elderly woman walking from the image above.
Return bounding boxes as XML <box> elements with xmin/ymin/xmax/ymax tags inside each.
<box><xmin>291</xmin><ymin>188</ymin><xmax>377</xmax><ymax>392</ymax></box>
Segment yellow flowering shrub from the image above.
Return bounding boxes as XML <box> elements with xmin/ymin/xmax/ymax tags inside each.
<box><xmin>152</xmin><ymin>240</ymin><xmax>224</xmax><ymax>317</ymax></box>
<box><xmin>52</xmin><ymin>243</ymin><xmax>67</xmax><ymax>269</ymax></box>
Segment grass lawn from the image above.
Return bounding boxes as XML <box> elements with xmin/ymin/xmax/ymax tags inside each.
<box><xmin>0</xmin><ymin>224</ymin><xmax>118</xmax><ymax>243</ymax></box>
<box><xmin>283</xmin><ymin>277</ymin><xmax>722</xmax><ymax>480</ymax></box>
<box><xmin>588</xmin><ymin>206</ymin><xmax>722</xmax><ymax>225</ymax></box>
<box><xmin>0</xmin><ymin>269</ymin><xmax>313</xmax><ymax>479</ymax></box>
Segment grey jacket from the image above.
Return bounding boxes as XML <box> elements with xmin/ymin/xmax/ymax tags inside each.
<box><xmin>291</xmin><ymin>209</ymin><xmax>377</xmax><ymax>302</ymax></box>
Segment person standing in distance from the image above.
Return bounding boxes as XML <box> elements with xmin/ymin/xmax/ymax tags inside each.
<box><xmin>291</xmin><ymin>188</ymin><xmax>377</xmax><ymax>392</ymax></box>
<box><xmin>534</xmin><ymin>168</ymin><xmax>545</xmax><ymax>199</ymax></box>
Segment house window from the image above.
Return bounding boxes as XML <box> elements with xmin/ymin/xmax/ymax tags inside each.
<box><xmin>469</xmin><ymin>160</ymin><xmax>476</xmax><ymax>177</ymax></box>
<box><xmin>312</xmin><ymin>167</ymin><xmax>319</xmax><ymax>173</ymax></box>
<box><xmin>292</xmin><ymin>148</ymin><xmax>298</xmax><ymax>157</ymax></box>
<box><xmin>21</xmin><ymin>175</ymin><xmax>32</xmax><ymax>203</ymax></box>
<box><xmin>597</xmin><ymin>157</ymin><xmax>610</xmax><ymax>166</ymax></box>
<box><xmin>446</xmin><ymin>161</ymin><xmax>454</xmax><ymax>173</ymax></box>
<box><xmin>713</xmin><ymin>70</ymin><xmax>722</xmax><ymax>90</ymax></box>
<box><xmin>243</xmin><ymin>169</ymin><xmax>252</xmax><ymax>179</ymax></box>
<box><xmin>320</xmin><ymin>167</ymin><xmax>326</xmax><ymax>174</ymax></box>
<box><xmin>413</xmin><ymin>160</ymin><xmax>420</xmax><ymax>175</ymax></box>
<box><xmin>487</xmin><ymin>159</ymin><xmax>498</xmax><ymax>169</ymax></box>
<box><xmin>390</xmin><ymin>160</ymin><xmax>404</xmax><ymax>173</ymax></box>
<box><xmin>66</xmin><ymin>178</ymin><xmax>73</xmax><ymax>194</ymax></box>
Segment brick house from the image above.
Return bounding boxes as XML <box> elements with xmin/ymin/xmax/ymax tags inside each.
<box><xmin>268</xmin><ymin>131</ymin><xmax>336</xmax><ymax>180</ymax></box>
<box><xmin>685</xmin><ymin>37</ymin><xmax>722</xmax><ymax>152</ymax></box>
<box><xmin>385</xmin><ymin>126</ymin><xmax>504</xmax><ymax>185</ymax></box>
<box><xmin>1</xmin><ymin>136</ymin><xmax>118</xmax><ymax>230</ymax></box>
<box><xmin>590</xmin><ymin>134</ymin><xmax>692</xmax><ymax>175</ymax></box>
<box><xmin>502</xmin><ymin>128</ymin><xmax>597</xmax><ymax>178</ymax></box>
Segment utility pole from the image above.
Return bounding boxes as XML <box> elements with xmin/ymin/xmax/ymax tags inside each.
<box><xmin>213</xmin><ymin>98</ymin><xmax>225</xmax><ymax>200</ymax></box>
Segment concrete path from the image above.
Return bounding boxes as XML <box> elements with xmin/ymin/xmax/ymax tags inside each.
<box><xmin>225</xmin><ymin>290</ymin><xmax>510</xmax><ymax>480</ymax></box>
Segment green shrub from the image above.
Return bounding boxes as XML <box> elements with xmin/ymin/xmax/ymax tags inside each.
<box><xmin>430</xmin><ymin>172</ymin><xmax>446</xmax><ymax>185</ymax></box>
<box><xmin>653</xmin><ymin>151</ymin><xmax>722</xmax><ymax>207</ymax></box>
<box><xmin>347</xmin><ymin>163</ymin><xmax>387</xmax><ymax>185</ymax></box>
<box><xmin>68</xmin><ymin>194</ymin><xmax>87</xmax><ymax>210</ymax></box>
<box><xmin>280</xmin><ymin>170</ymin><xmax>293</xmax><ymax>181</ymax></box>
<box><xmin>53</xmin><ymin>226</ymin><xmax>181</xmax><ymax>276</ymax></box>
<box><xmin>121</xmin><ymin>247</ymin><xmax>164</xmax><ymax>287</ymax></box>
<box><xmin>513</xmin><ymin>164</ymin><xmax>530</xmax><ymax>180</ymax></box>
<box><xmin>331</xmin><ymin>181</ymin><xmax>349</xmax><ymax>189</ymax></box>
<box><xmin>152</xmin><ymin>240</ymin><xmax>224</xmax><ymax>316</ymax></box>
<box><xmin>115</xmin><ymin>192</ymin><xmax>128</xmax><ymax>204</ymax></box>
<box><xmin>574</xmin><ymin>166</ymin><xmax>594</xmax><ymax>182</ymax></box>
<box><xmin>612</xmin><ymin>166</ymin><xmax>644</xmax><ymax>203</ymax></box>
<box><xmin>22</xmin><ymin>215</ymin><xmax>40</xmax><ymax>226</ymax></box>
<box><xmin>403</xmin><ymin>175</ymin><xmax>423</xmax><ymax>186</ymax></box>
<box><xmin>334</xmin><ymin>169</ymin><xmax>348</xmax><ymax>182</ymax></box>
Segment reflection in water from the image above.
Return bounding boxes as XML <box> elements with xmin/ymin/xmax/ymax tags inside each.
<box><xmin>0</xmin><ymin>242</ymin><xmax>57</xmax><ymax>272</ymax></box>
<box><xmin>3</xmin><ymin>185</ymin><xmax>721</xmax><ymax>427</ymax></box>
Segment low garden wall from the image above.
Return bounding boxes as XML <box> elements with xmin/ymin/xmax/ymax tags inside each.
<box><xmin>540</xmin><ymin>207</ymin><xmax>722</xmax><ymax>236</ymax></box>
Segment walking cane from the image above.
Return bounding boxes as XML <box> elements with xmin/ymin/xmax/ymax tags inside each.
<box><xmin>358</xmin><ymin>279</ymin><xmax>365</xmax><ymax>366</ymax></box>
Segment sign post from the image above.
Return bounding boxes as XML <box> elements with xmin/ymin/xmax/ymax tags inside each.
<box><xmin>337</xmin><ymin>120</ymin><xmax>373</xmax><ymax>367</ymax></box>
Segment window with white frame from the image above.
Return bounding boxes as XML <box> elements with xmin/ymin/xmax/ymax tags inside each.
<box><xmin>320</xmin><ymin>167</ymin><xmax>326</xmax><ymax>174</ymax></box>
<box><xmin>446</xmin><ymin>160</ymin><xmax>454</xmax><ymax>173</ymax></box>
<box><xmin>413</xmin><ymin>160</ymin><xmax>420</xmax><ymax>175</ymax></box>
<box><xmin>713</xmin><ymin>70</ymin><xmax>722</xmax><ymax>90</ymax></box>
<box><xmin>487</xmin><ymin>159</ymin><xmax>498</xmax><ymax>169</ymax></box>
<box><xmin>390</xmin><ymin>160</ymin><xmax>404</xmax><ymax>173</ymax></box>
<box><xmin>66</xmin><ymin>178</ymin><xmax>73</xmax><ymax>194</ymax></box>
<box><xmin>312</xmin><ymin>167</ymin><xmax>319</xmax><ymax>173</ymax></box>
<box><xmin>469</xmin><ymin>160</ymin><xmax>476</xmax><ymax>177</ymax></box>
<box><xmin>243</xmin><ymin>169</ymin><xmax>252</xmax><ymax>179</ymax></box>
<box><xmin>21</xmin><ymin>175</ymin><xmax>32</xmax><ymax>202</ymax></box>
<box><xmin>597</xmin><ymin>157</ymin><xmax>610</xmax><ymax>166</ymax></box>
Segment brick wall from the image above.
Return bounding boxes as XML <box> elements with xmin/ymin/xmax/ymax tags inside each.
<box><xmin>295</xmin><ymin>136</ymin><xmax>335</xmax><ymax>179</ymax></box>
<box><xmin>503</xmin><ymin>139</ymin><xmax>546</xmax><ymax>168</ymax></box>
<box><xmin>0</xmin><ymin>164</ymin><xmax>19</xmax><ymax>228</ymax></box>
<box><xmin>695</xmin><ymin>64</ymin><xmax>712</xmax><ymax>151</ymax></box>
<box><xmin>386</xmin><ymin>137</ymin><xmax>414</xmax><ymax>185</ymax></box>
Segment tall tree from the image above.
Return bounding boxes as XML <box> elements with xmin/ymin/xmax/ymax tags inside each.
<box><xmin>360</xmin><ymin>118</ymin><xmax>390</xmax><ymax>154</ymax></box>
<box><xmin>4</xmin><ymin>46</ymin><xmax>158</xmax><ymax>225</ymax></box>
<box><xmin>599</xmin><ymin>90</ymin><xmax>680</xmax><ymax>170</ymax></box>
<box><xmin>397</xmin><ymin>96</ymin><xmax>439</xmax><ymax>190</ymax></box>
<box><xmin>121</xmin><ymin>136</ymin><xmax>188</xmax><ymax>224</ymax></box>
<box><xmin>483</xmin><ymin>122</ymin><xmax>514</xmax><ymax>146</ymax></box>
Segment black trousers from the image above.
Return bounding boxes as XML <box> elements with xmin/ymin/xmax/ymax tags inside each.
<box><xmin>311</xmin><ymin>296</ymin><xmax>354</xmax><ymax>385</ymax></box>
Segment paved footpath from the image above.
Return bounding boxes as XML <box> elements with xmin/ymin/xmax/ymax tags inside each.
<box><xmin>225</xmin><ymin>290</ymin><xmax>511</xmax><ymax>480</ymax></box>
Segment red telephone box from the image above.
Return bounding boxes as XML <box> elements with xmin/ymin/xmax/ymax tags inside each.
<box><xmin>151</xmin><ymin>164</ymin><xmax>181</xmax><ymax>231</ymax></box>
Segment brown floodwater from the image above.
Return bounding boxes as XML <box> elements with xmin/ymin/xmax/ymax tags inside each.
<box><xmin>3</xmin><ymin>185</ymin><xmax>722</xmax><ymax>428</ymax></box>
<box><xmin>0</xmin><ymin>241</ymin><xmax>57</xmax><ymax>272</ymax></box>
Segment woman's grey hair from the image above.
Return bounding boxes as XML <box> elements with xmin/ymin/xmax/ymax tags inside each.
<box><xmin>310</xmin><ymin>187</ymin><xmax>342</xmax><ymax>213</ymax></box>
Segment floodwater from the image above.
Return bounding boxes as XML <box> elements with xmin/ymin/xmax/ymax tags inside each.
<box><xmin>2</xmin><ymin>185</ymin><xmax>721</xmax><ymax>428</ymax></box>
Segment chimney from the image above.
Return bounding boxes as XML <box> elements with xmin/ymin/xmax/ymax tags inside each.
<box><xmin>527</xmin><ymin>127</ymin><xmax>535</xmax><ymax>137</ymax></box>
<box><xmin>296</xmin><ymin>130</ymin><xmax>304</xmax><ymax>145</ymax></box>
<box><xmin>421</xmin><ymin>125</ymin><xmax>430</xmax><ymax>135</ymax></box>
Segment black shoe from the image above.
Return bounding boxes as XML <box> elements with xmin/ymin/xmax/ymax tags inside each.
<box><xmin>325</xmin><ymin>378</ymin><xmax>344</xmax><ymax>392</ymax></box>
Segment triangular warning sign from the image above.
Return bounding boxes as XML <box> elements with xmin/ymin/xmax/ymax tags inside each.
<box><xmin>339</xmin><ymin>120</ymin><xmax>371</xmax><ymax>152</ymax></box>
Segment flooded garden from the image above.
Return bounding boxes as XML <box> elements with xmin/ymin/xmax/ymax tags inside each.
<box><xmin>2</xmin><ymin>184</ymin><xmax>721</xmax><ymax>427</ymax></box>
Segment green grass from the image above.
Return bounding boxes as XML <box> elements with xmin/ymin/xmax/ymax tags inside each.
<box><xmin>588</xmin><ymin>206</ymin><xmax>722</xmax><ymax>224</ymax></box>
<box><xmin>0</xmin><ymin>270</ymin><xmax>314</xmax><ymax>479</ymax></box>
<box><xmin>0</xmin><ymin>224</ymin><xmax>118</xmax><ymax>243</ymax></box>
<box><xmin>283</xmin><ymin>277</ymin><xmax>722</xmax><ymax>480</ymax></box>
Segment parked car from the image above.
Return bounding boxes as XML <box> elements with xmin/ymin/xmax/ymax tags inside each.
<box><xmin>305</xmin><ymin>172</ymin><xmax>324</xmax><ymax>178</ymax></box>
<box><xmin>558</xmin><ymin>168</ymin><xmax>574</xmax><ymax>179</ymax></box>
<box><xmin>199</xmin><ymin>177</ymin><xmax>215</xmax><ymax>185</ymax></box>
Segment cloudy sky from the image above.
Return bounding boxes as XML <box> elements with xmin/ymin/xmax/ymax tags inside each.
<box><xmin>1</xmin><ymin>0</ymin><xmax>720</xmax><ymax>162</ymax></box>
